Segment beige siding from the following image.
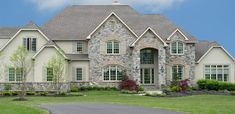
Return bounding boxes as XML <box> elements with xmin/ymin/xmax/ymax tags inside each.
<box><xmin>34</xmin><ymin>47</ymin><xmax>69</xmax><ymax>82</ymax></box>
<box><xmin>0</xmin><ymin>30</ymin><xmax>48</xmax><ymax>82</ymax></box>
<box><xmin>55</xmin><ymin>41</ymin><xmax>88</xmax><ymax>54</ymax></box>
<box><xmin>0</xmin><ymin>39</ymin><xmax>9</xmax><ymax>48</ymax></box>
<box><xmin>195</xmin><ymin>47</ymin><xmax>235</xmax><ymax>83</ymax></box>
<box><xmin>68</xmin><ymin>61</ymin><xmax>89</xmax><ymax>82</ymax></box>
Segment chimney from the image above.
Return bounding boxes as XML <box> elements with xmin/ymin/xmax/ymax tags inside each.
<box><xmin>112</xmin><ymin>0</ymin><xmax>121</xmax><ymax>5</ymax></box>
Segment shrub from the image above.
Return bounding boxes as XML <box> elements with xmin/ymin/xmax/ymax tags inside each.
<box><xmin>4</xmin><ymin>84</ymin><xmax>12</xmax><ymax>91</ymax></box>
<box><xmin>179</xmin><ymin>79</ymin><xmax>191</xmax><ymax>92</ymax></box>
<box><xmin>26</xmin><ymin>92</ymin><xmax>36</xmax><ymax>96</ymax></box>
<box><xmin>197</xmin><ymin>80</ymin><xmax>235</xmax><ymax>91</ymax></box>
<box><xmin>138</xmin><ymin>86</ymin><xmax>145</xmax><ymax>91</ymax></box>
<box><xmin>59</xmin><ymin>92</ymin><xmax>67</xmax><ymax>96</ymax></box>
<box><xmin>170</xmin><ymin>86</ymin><xmax>181</xmax><ymax>92</ymax></box>
<box><xmin>70</xmin><ymin>87</ymin><xmax>79</xmax><ymax>92</ymax></box>
<box><xmin>80</xmin><ymin>87</ymin><xmax>88</xmax><ymax>91</ymax></box>
<box><xmin>230</xmin><ymin>91</ymin><xmax>235</xmax><ymax>95</ymax></box>
<box><xmin>3</xmin><ymin>92</ymin><xmax>11</xmax><ymax>96</ymax></box>
<box><xmin>11</xmin><ymin>91</ymin><xmax>19</xmax><ymax>96</ymax></box>
<box><xmin>40</xmin><ymin>92</ymin><xmax>48</xmax><ymax>96</ymax></box>
<box><xmin>119</xmin><ymin>79</ymin><xmax>139</xmax><ymax>91</ymax></box>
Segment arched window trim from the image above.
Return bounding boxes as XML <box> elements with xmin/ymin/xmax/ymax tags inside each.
<box><xmin>102</xmin><ymin>64</ymin><xmax>124</xmax><ymax>81</ymax></box>
<box><xmin>170</xmin><ymin>41</ymin><xmax>185</xmax><ymax>55</ymax></box>
<box><xmin>106</xmin><ymin>40</ymin><xmax>120</xmax><ymax>55</ymax></box>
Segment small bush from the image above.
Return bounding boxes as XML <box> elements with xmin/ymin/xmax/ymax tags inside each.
<box><xmin>40</xmin><ymin>92</ymin><xmax>48</xmax><ymax>96</ymax></box>
<box><xmin>170</xmin><ymin>86</ymin><xmax>181</xmax><ymax>92</ymax></box>
<box><xmin>59</xmin><ymin>92</ymin><xmax>67</xmax><ymax>96</ymax></box>
<box><xmin>26</xmin><ymin>92</ymin><xmax>36</xmax><ymax>96</ymax></box>
<box><xmin>11</xmin><ymin>92</ymin><xmax>19</xmax><ymax>96</ymax></box>
<box><xmin>197</xmin><ymin>80</ymin><xmax>235</xmax><ymax>91</ymax></box>
<box><xmin>138</xmin><ymin>86</ymin><xmax>145</xmax><ymax>91</ymax></box>
<box><xmin>119</xmin><ymin>78</ymin><xmax>139</xmax><ymax>91</ymax></box>
<box><xmin>179</xmin><ymin>79</ymin><xmax>191</xmax><ymax>92</ymax></box>
<box><xmin>230</xmin><ymin>91</ymin><xmax>235</xmax><ymax>95</ymax></box>
<box><xmin>3</xmin><ymin>92</ymin><xmax>11</xmax><ymax>96</ymax></box>
<box><xmin>70</xmin><ymin>87</ymin><xmax>79</xmax><ymax>92</ymax></box>
<box><xmin>80</xmin><ymin>87</ymin><xmax>88</xmax><ymax>91</ymax></box>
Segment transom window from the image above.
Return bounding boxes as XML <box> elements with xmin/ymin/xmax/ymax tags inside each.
<box><xmin>171</xmin><ymin>41</ymin><xmax>184</xmax><ymax>55</ymax></box>
<box><xmin>76</xmin><ymin>68</ymin><xmax>83</xmax><ymax>81</ymax></box>
<box><xmin>77</xmin><ymin>42</ymin><xmax>83</xmax><ymax>53</ymax></box>
<box><xmin>140</xmin><ymin>49</ymin><xmax>155</xmax><ymax>64</ymax></box>
<box><xmin>23</xmin><ymin>38</ymin><xmax>37</xmax><ymax>52</ymax></box>
<box><xmin>107</xmin><ymin>41</ymin><xmax>119</xmax><ymax>54</ymax></box>
<box><xmin>204</xmin><ymin>65</ymin><xmax>229</xmax><ymax>82</ymax></box>
<box><xmin>172</xmin><ymin>65</ymin><xmax>184</xmax><ymax>80</ymax></box>
<box><xmin>103</xmin><ymin>65</ymin><xmax>123</xmax><ymax>81</ymax></box>
<box><xmin>46</xmin><ymin>68</ymin><xmax>53</xmax><ymax>81</ymax></box>
<box><xmin>9</xmin><ymin>68</ymin><xmax>23</xmax><ymax>82</ymax></box>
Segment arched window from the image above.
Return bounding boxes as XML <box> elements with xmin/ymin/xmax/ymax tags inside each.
<box><xmin>107</xmin><ymin>41</ymin><xmax>120</xmax><ymax>54</ymax></box>
<box><xmin>172</xmin><ymin>65</ymin><xmax>184</xmax><ymax>81</ymax></box>
<box><xmin>103</xmin><ymin>65</ymin><xmax>124</xmax><ymax>81</ymax></box>
<box><xmin>171</xmin><ymin>41</ymin><xmax>184</xmax><ymax>55</ymax></box>
<box><xmin>140</xmin><ymin>49</ymin><xmax>155</xmax><ymax>64</ymax></box>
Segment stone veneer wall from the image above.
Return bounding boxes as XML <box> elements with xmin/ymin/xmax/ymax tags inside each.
<box><xmin>88</xmin><ymin>15</ymin><xmax>136</xmax><ymax>86</ymax></box>
<box><xmin>165</xmin><ymin>32</ymin><xmax>196</xmax><ymax>85</ymax></box>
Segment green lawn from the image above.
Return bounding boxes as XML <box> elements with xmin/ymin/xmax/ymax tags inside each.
<box><xmin>0</xmin><ymin>91</ymin><xmax>235</xmax><ymax>114</ymax></box>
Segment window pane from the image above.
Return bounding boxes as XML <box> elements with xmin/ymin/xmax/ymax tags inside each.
<box><xmin>47</xmin><ymin>68</ymin><xmax>53</xmax><ymax>81</ymax></box>
<box><xmin>144</xmin><ymin>69</ymin><xmax>150</xmax><ymax>84</ymax></box>
<box><xmin>77</xmin><ymin>42</ymin><xmax>83</xmax><ymax>52</ymax></box>
<box><xmin>107</xmin><ymin>42</ymin><xmax>113</xmax><ymax>54</ymax></box>
<box><xmin>152</xmin><ymin>69</ymin><xmax>154</xmax><ymax>84</ymax></box>
<box><xmin>172</xmin><ymin>66</ymin><xmax>178</xmax><ymax>80</ymax></box>
<box><xmin>140</xmin><ymin>49</ymin><xmax>154</xmax><ymax>64</ymax></box>
<box><xmin>16</xmin><ymin>68</ymin><xmax>23</xmax><ymax>81</ymax></box>
<box><xmin>217</xmin><ymin>66</ymin><xmax>223</xmax><ymax>81</ymax></box>
<box><xmin>117</xmin><ymin>67</ymin><xmax>123</xmax><ymax>80</ymax></box>
<box><xmin>76</xmin><ymin>68</ymin><xmax>82</xmax><ymax>80</ymax></box>
<box><xmin>211</xmin><ymin>65</ymin><xmax>216</xmax><ymax>80</ymax></box>
<box><xmin>110</xmin><ymin>66</ymin><xmax>116</xmax><ymax>80</ymax></box>
<box><xmin>32</xmin><ymin>38</ymin><xmax>37</xmax><ymax>52</ymax></box>
<box><xmin>140</xmin><ymin>69</ymin><xmax>143</xmax><ymax>84</ymax></box>
<box><xmin>224</xmin><ymin>69</ymin><xmax>229</xmax><ymax>81</ymax></box>
<box><xmin>172</xmin><ymin>65</ymin><xmax>183</xmax><ymax>80</ymax></box>
<box><xmin>113</xmin><ymin>42</ymin><xmax>119</xmax><ymax>54</ymax></box>
<box><xmin>178</xmin><ymin>66</ymin><xmax>183</xmax><ymax>80</ymax></box>
<box><xmin>9</xmin><ymin>68</ymin><xmax>15</xmax><ymax>81</ymax></box>
<box><xmin>171</xmin><ymin>42</ymin><xmax>177</xmax><ymax>54</ymax></box>
<box><xmin>103</xmin><ymin>67</ymin><xmax>109</xmax><ymax>80</ymax></box>
<box><xmin>205</xmin><ymin>66</ymin><xmax>210</xmax><ymax>79</ymax></box>
<box><xmin>178</xmin><ymin>42</ymin><xmax>184</xmax><ymax>54</ymax></box>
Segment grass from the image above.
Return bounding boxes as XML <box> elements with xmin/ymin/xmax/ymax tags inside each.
<box><xmin>0</xmin><ymin>91</ymin><xmax>235</xmax><ymax>114</ymax></box>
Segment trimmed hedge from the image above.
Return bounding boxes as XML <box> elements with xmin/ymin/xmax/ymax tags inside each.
<box><xmin>197</xmin><ymin>80</ymin><xmax>235</xmax><ymax>91</ymax></box>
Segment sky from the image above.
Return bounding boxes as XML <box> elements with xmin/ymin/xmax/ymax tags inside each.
<box><xmin>0</xmin><ymin>0</ymin><xmax>234</xmax><ymax>57</ymax></box>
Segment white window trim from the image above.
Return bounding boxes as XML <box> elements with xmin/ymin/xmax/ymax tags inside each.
<box><xmin>77</xmin><ymin>41</ymin><xmax>83</xmax><ymax>53</ymax></box>
<box><xmin>8</xmin><ymin>67</ymin><xmax>24</xmax><ymax>82</ymax></box>
<box><xmin>170</xmin><ymin>41</ymin><xmax>185</xmax><ymax>55</ymax></box>
<box><xmin>102</xmin><ymin>65</ymin><xmax>123</xmax><ymax>82</ymax></box>
<box><xmin>76</xmin><ymin>67</ymin><xmax>83</xmax><ymax>81</ymax></box>
<box><xmin>23</xmin><ymin>37</ymin><xmax>37</xmax><ymax>52</ymax></box>
<box><xmin>140</xmin><ymin>68</ymin><xmax>155</xmax><ymax>85</ymax></box>
<box><xmin>171</xmin><ymin>65</ymin><xmax>184</xmax><ymax>81</ymax></box>
<box><xmin>46</xmin><ymin>67</ymin><xmax>54</xmax><ymax>82</ymax></box>
<box><xmin>106</xmin><ymin>41</ymin><xmax>120</xmax><ymax>55</ymax></box>
<box><xmin>203</xmin><ymin>64</ymin><xmax>230</xmax><ymax>82</ymax></box>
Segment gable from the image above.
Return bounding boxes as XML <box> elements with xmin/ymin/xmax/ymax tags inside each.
<box><xmin>131</xmin><ymin>27</ymin><xmax>167</xmax><ymax>47</ymax></box>
<box><xmin>167</xmin><ymin>29</ymin><xmax>189</xmax><ymax>41</ymax></box>
<box><xmin>87</xmin><ymin>12</ymin><xmax>138</xmax><ymax>39</ymax></box>
<box><xmin>197</xmin><ymin>46</ymin><xmax>234</xmax><ymax>63</ymax></box>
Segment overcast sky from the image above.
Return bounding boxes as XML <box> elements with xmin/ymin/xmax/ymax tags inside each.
<box><xmin>0</xmin><ymin>0</ymin><xmax>234</xmax><ymax>56</ymax></box>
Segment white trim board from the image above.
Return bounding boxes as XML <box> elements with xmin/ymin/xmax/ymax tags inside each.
<box><xmin>167</xmin><ymin>28</ymin><xmax>189</xmax><ymax>41</ymax></box>
<box><xmin>32</xmin><ymin>45</ymin><xmax>68</xmax><ymax>60</ymax></box>
<box><xmin>130</xmin><ymin>27</ymin><xmax>168</xmax><ymax>47</ymax></box>
<box><xmin>197</xmin><ymin>46</ymin><xmax>235</xmax><ymax>63</ymax></box>
<box><xmin>0</xmin><ymin>29</ymin><xmax>50</xmax><ymax>51</ymax></box>
<box><xmin>86</xmin><ymin>12</ymin><xmax>138</xmax><ymax>39</ymax></box>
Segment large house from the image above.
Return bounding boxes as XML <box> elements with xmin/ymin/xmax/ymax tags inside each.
<box><xmin>0</xmin><ymin>5</ymin><xmax>234</xmax><ymax>90</ymax></box>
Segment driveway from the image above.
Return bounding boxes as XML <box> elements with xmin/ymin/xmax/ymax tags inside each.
<box><xmin>41</xmin><ymin>104</ymin><xmax>183</xmax><ymax>114</ymax></box>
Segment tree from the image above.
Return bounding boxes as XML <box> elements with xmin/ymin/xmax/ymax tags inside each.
<box><xmin>47</xmin><ymin>54</ymin><xmax>66</xmax><ymax>95</ymax></box>
<box><xmin>10</xmin><ymin>46</ymin><xmax>30</xmax><ymax>100</ymax></box>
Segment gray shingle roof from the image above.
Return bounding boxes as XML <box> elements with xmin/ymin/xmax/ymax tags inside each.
<box><xmin>42</xmin><ymin>5</ymin><xmax>196</xmax><ymax>41</ymax></box>
<box><xmin>65</xmin><ymin>54</ymin><xmax>89</xmax><ymax>61</ymax></box>
<box><xmin>195</xmin><ymin>40</ymin><xmax>220</xmax><ymax>61</ymax></box>
<box><xmin>0</xmin><ymin>28</ymin><xmax>20</xmax><ymax>39</ymax></box>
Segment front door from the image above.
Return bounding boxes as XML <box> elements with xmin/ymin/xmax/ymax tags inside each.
<box><xmin>140</xmin><ymin>68</ymin><xmax>154</xmax><ymax>84</ymax></box>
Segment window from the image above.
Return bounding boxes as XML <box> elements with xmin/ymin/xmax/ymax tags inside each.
<box><xmin>47</xmin><ymin>68</ymin><xmax>53</xmax><ymax>81</ymax></box>
<box><xmin>23</xmin><ymin>38</ymin><xmax>37</xmax><ymax>52</ymax></box>
<box><xmin>103</xmin><ymin>65</ymin><xmax>123</xmax><ymax>81</ymax></box>
<box><xmin>106</xmin><ymin>41</ymin><xmax>119</xmax><ymax>54</ymax></box>
<box><xmin>76</xmin><ymin>68</ymin><xmax>82</xmax><ymax>81</ymax></box>
<box><xmin>172</xmin><ymin>65</ymin><xmax>184</xmax><ymax>80</ymax></box>
<box><xmin>140</xmin><ymin>49</ymin><xmax>155</xmax><ymax>64</ymax></box>
<box><xmin>140</xmin><ymin>68</ymin><xmax>154</xmax><ymax>84</ymax></box>
<box><xmin>9</xmin><ymin>68</ymin><xmax>23</xmax><ymax>82</ymax></box>
<box><xmin>204</xmin><ymin>65</ymin><xmax>229</xmax><ymax>82</ymax></box>
<box><xmin>171</xmin><ymin>41</ymin><xmax>184</xmax><ymax>55</ymax></box>
<box><xmin>77</xmin><ymin>42</ymin><xmax>83</xmax><ymax>53</ymax></box>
